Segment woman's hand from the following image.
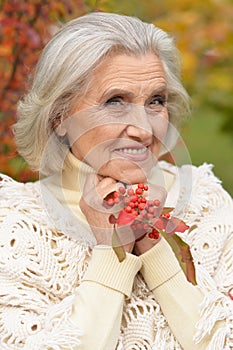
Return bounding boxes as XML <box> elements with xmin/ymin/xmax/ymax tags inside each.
<box><xmin>80</xmin><ymin>173</ymin><xmax>135</xmax><ymax>253</ymax></box>
<box><xmin>134</xmin><ymin>183</ymin><xmax>167</xmax><ymax>256</ymax></box>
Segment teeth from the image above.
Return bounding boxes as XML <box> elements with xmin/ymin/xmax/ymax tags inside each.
<box><xmin>117</xmin><ymin>148</ymin><xmax>147</xmax><ymax>154</ymax></box>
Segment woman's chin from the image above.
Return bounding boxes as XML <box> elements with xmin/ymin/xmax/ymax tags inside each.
<box><xmin>98</xmin><ymin>162</ymin><xmax>151</xmax><ymax>185</ymax></box>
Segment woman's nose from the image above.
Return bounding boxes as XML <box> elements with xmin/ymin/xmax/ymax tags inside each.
<box><xmin>125</xmin><ymin>108</ymin><xmax>153</xmax><ymax>144</ymax></box>
<box><xmin>125</xmin><ymin>123</ymin><xmax>153</xmax><ymax>144</ymax></box>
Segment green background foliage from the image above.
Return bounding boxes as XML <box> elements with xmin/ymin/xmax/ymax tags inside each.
<box><xmin>1</xmin><ymin>0</ymin><xmax>232</xmax><ymax>194</ymax></box>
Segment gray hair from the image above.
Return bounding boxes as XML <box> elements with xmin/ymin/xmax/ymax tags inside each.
<box><xmin>14</xmin><ymin>12</ymin><xmax>189</xmax><ymax>175</ymax></box>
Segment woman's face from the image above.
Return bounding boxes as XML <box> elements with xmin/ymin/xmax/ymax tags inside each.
<box><xmin>64</xmin><ymin>52</ymin><xmax>169</xmax><ymax>184</ymax></box>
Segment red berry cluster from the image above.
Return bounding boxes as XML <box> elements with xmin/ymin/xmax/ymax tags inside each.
<box><xmin>106</xmin><ymin>183</ymin><xmax>161</xmax><ymax>240</ymax></box>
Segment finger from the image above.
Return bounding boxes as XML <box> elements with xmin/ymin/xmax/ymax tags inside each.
<box><xmin>82</xmin><ymin>173</ymin><xmax>104</xmax><ymax>211</ymax></box>
<box><xmin>82</xmin><ymin>174</ymin><xmax>120</xmax><ymax>214</ymax></box>
<box><xmin>96</xmin><ymin>177</ymin><xmax>117</xmax><ymax>198</ymax></box>
<box><xmin>83</xmin><ymin>173</ymin><xmax>117</xmax><ymax>199</ymax></box>
<box><xmin>99</xmin><ymin>180</ymin><xmax>127</xmax><ymax>214</ymax></box>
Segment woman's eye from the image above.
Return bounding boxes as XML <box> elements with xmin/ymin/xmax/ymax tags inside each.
<box><xmin>104</xmin><ymin>96</ymin><xmax>123</xmax><ymax>106</ymax></box>
<box><xmin>149</xmin><ymin>96</ymin><xmax>167</xmax><ymax>107</ymax></box>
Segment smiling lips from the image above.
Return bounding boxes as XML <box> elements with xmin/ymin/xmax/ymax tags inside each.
<box><xmin>114</xmin><ymin>146</ymin><xmax>149</xmax><ymax>161</ymax></box>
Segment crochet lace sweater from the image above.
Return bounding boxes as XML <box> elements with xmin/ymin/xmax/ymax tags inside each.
<box><xmin>0</xmin><ymin>153</ymin><xmax>233</xmax><ymax>350</ymax></box>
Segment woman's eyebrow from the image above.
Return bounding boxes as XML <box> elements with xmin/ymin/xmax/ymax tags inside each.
<box><xmin>100</xmin><ymin>88</ymin><xmax>134</xmax><ymax>101</ymax></box>
<box><xmin>149</xmin><ymin>85</ymin><xmax>168</xmax><ymax>96</ymax></box>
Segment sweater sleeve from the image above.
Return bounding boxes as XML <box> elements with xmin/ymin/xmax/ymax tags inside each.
<box><xmin>70</xmin><ymin>246</ymin><xmax>142</xmax><ymax>350</ymax></box>
<box><xmin>139</xmin><ymin>237</ymin><xmax>226</xmax><ymax>350</ymax></box>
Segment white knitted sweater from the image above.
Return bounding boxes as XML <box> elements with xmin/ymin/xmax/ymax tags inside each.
<box><xmin>0</xmin><ymin>161</ymin><xmax>233</xmax><ymax>349</ymax></box>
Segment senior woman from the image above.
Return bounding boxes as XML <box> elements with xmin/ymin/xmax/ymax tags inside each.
<box><xmin>0</xmin><ymin>12</ymin><xmax>232</xmax><ymax>350</ymax></box>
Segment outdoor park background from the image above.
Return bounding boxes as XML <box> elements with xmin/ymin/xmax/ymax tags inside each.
<box><xmin>1</xmin><ymin>0</ymin><xmax>232</xmax><ymax>196</ymax></box>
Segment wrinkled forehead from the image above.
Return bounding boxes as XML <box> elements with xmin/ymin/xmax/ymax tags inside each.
<box><xmin>71</xmin><ymin>52</ymin><xmax>167</xmax><ymax>109</ymax></box>
<box><xmin>92</xmin><ymin>52</ymin><xmax>165</xmax><ymax>86</ymax></box>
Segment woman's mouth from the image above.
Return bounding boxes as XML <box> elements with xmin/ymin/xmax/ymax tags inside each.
<box><xmin>114</xmin><ymin>146</ymin><xmax>149</xmax><ymax>161</ymax></box>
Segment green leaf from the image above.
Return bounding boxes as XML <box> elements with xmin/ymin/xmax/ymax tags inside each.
<box><xmin>161</xmin><ymin>207</ymin><xmax>174</xmax><ymax>214</ymax></box>
<box><xmin>112</xmin><ymin>225</ymin><xmax>126</xmax><ymax>262</ymax></box>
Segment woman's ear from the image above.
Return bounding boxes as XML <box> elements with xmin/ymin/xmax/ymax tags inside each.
<box><xmin>56</xmin><ymin>120</ymin><xmax>67</xmax><ymax>137</ymax></box>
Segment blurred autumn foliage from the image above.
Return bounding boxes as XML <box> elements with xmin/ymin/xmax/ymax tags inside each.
<box><xmin>0</xmin><ymin>0</ymin><xmax>233</xmax><ymax>183</ymax></box>
<box><xmin>0</xmin><ymin>0</ymin><xmax>85</xmax><ymax>181</ymax></box>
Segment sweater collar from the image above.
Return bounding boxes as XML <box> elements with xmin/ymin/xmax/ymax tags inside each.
<box><xmin>61</xmin><ymin>151</ymin><xmax>95</xmax><ymax>192</ymax></box>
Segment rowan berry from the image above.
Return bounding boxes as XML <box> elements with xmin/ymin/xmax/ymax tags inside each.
<box><xmin>147</xmin><ymin>213</ymin><xmax>153</xmax><ymax>220</ymax></box>
<box><xmin>123</xmin><ymin>197</ymin><xmax>130</xmax><ymax>205</ymax></box>
<box><xmin>148</xmin><ymin>232</ymin><xmax>154</xmax><ymax>239</ymax></box>
<box><xmin>138</xmin><ymin>203</ymin><xmax>145</xmax><ymax>211</ymax></box>
<box><xmin>130</xmin><ymin>195</ymin><xmax>138</xmax><ymax>203</ymax></box>
<box><xmin>136</xmin><ymin>188</ymin><xmax>143</xmax><ymax>195</ymax></box>
<box><xmin>153</xmin><ymin>228</ymin><xmax>160</xmax><ymax>237</ymax></box>
<box><xmin>107</xmin><ymin>198</ymin><xmax>114</xmax><ymax>206</ymax></box>
<box><xmin>138</xmin><ymin>183</ymin><xmax>144</xmax><ymax>189</ymax></box>
<box><xmin>148</xmin><ymin>207</ymin><xmax>155</xmax><ymax>214</ymax></box>
<box><xmin>127</xmin><ymin>188</ymin><xmax>135</xmax><ymax>196</ymax></box>
<box><xmin>154</xmin><ymin>199</ymin><xmax>161</xmax><ymax>207</ymax></box>
<box><xmin>143</xmin><ymin>184</ymin><xmax>148</xmax><ymax>191</ymax></box>
<box><xmin>140</xmin><ymin>209</ymin><xmax>147</xmax><ymax>217</ymax></box>
<box><xmin>148</xmin><ymin>229</ymin><xmax>160</xmax><ymax>240</ymax></box>
<box><xmin>118</xmin><ymin>186</ymin><xmax>126</xmax><ymax>194</ymax></box>
<box><xmin>125</xmin><ymin>206</ymin><xmax>132</xmax><ymax>213</ymax></box>
<box><xmin>147</xmin><ymin>200</ymin><xmax>154</xmax><ymax>207</ymax></box>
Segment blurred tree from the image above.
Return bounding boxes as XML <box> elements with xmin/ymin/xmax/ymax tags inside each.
<box><xmin>0</xmin><ymin>0</ymin><xmax>232</xmax><ymax>183</ymax></box>
<box><xmin>0</xmin><ymin>0</ymin><xmax>85</xmax><ymax>181</ymax></box>
<box><xmin>152</xmin><ymin>0</ymin><xmax>233</xmax><ymax>135</ymax></box>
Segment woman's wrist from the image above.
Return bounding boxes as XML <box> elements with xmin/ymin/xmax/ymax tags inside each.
<box><xmin>134</xmin><ymin>234</ymin><xmax>162</xmax><ymax>255</ymax></box>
